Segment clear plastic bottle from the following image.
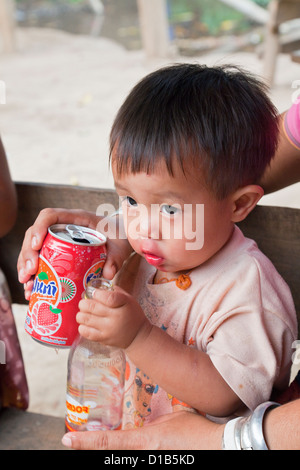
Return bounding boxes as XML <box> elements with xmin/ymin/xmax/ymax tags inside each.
<box><xmin>65</xmin><ymin>278</ymin><xmax>126</xmax><ymax>432</ymax></box>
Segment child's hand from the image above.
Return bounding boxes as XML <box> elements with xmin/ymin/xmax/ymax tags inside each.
<box><xmin>77</xmin><ymin>285</ymin><xmax>151</xmax><ymax>350</ymax></box>
<box><xmin>17</xmin><ymin>208</ymin><xmax>132</xmax><ymax>300</ymax></box>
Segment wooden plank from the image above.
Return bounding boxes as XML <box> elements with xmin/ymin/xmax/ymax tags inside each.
<box><xmin>275</xmin><ymin>0</ymin><xmax>300</xmax><ymax>24</ymax></box>
<box><xmin>0</xmin><ymin>408</ymin><xmax>67</xmax><ymax>450</ymax></box>
<box><xmin>238</xmin><ymin>204</ymin><xmax>300</xmax><ymax>335</ymax></box>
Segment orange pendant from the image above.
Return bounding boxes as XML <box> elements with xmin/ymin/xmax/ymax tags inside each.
<box><xmin>175</xmin><ymin>274</ymin><xmax>192</xmax><ymax>290</ymax></box>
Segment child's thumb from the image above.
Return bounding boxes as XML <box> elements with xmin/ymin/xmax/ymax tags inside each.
<box><xmin>102</xmin><ymin>258</ymin><xmax>118</xmax><ymax>280</ymax></box>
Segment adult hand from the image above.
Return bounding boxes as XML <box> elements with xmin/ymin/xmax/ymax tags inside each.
<box><xmin>17</xmin><ymin>208</ymin><xmax>132</xmax><ymax>299</ymax></box>
<box><xmin>61</xmin><ymin>411</ymin><xmax>224</xmax><ymax>450</ymax></box>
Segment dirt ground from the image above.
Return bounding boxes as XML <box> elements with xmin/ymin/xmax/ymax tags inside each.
<box><xmin>1</xmin><ymin>27</ymin><xmax>299</xmax><ymax>417</ymax></box>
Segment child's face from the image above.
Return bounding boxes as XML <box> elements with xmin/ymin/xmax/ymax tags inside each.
<box><xmin>112</xmin><ymin>159</ymin><xmax>235</xmax><ymax>275</ymax></box>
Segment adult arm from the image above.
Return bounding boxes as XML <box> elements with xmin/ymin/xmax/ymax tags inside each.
<box><xmin>62</xmin><ymin>399</ymin><xmax>300</xmax><ymax>450</ymax></box>
<box><xmin>62</xmin><ymin>410</ymin><xmax>225</xmax><ymax>450</ymax></box>
<box><xmin>260</xmin><ymin>111</ymin><xmax>300</xmax><ymax>193</ymax></box>
<box><xmin>263</xmin><ymin>399</ymin><xmax>300</xmax><ymax>450</ymax></box>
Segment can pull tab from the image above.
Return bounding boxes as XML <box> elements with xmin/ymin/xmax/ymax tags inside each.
<box><xmin>66</xmin><ymin>225</ymin><xmax>91</xmax><ymax>244</ymax></box>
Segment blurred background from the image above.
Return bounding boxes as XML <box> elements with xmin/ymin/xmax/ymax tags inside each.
<box><xmin>1</xmin><ymin>0</ymin><xmax>300</xmax><ymax>200</ymax></box>
<box><xmin>13</xmin><ymin>0</ymin><xmax>270</xmax><ymax>52</ymax></box>
<box><xmin>1</xmin><ymin>0</ymin><xmax>300</xmax><ymax>418</ymax></box>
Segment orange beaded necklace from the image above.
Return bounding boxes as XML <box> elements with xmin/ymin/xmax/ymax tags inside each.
<box><xmin>154</xmin><ymin>271</ymin><xmax>192</xmax><ymax>290</ymax></box>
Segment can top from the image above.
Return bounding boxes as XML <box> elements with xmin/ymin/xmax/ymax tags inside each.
<box><xmin>49</xmin><ymin>224</ymin><xmax>106</xmax><ymax>246</ymax></box>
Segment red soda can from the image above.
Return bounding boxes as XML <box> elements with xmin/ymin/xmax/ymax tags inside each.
<box><xmin>25</xmin><ymin>224</ymin><xmax>106</xmax><ymax>348</ymax></box>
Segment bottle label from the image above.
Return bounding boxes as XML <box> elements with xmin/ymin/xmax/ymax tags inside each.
<box><xmin>65</xmin><ymin>394</ymin><xmax>90</xmax><ymax>428</ymax></box>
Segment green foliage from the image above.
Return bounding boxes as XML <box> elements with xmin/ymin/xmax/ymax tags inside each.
<box><xmin>252</xmin><ymin>0</ymin><xmax>270</xmax><ymax>6</ymax></box>
<box><xmin>169</xmin><ymin>0</ymin><xmax>269</xmax><ymax>35</ymax></box>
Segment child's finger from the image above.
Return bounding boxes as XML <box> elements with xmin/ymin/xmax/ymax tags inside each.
<box><xmin>102</xmin><ymin>260</ymin><xmax>118</xmax><ymax>280</ymax></box>
<box><xmin>77</xmin><ymin>323</ymin><xmax>104</xmax><ymax>343</ymax></box>
<box><xmin>76</xmin><ymin>308</ymin><xmax>102</xmax><ymax>327</ymax></box>
<box><xmin>89</xmin><ymin>285</ymin><xmax>128</xmax><ymax>309</ymax></box>
<box><xmin>76</xmin><ymin>308</ymin><xmax>113</xmax><ymax>344</ymax></box>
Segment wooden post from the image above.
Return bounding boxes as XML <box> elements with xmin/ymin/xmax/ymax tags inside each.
<box><xmin>263</xmin><ymin>0</ymin><xmax>300</xmax><ymax>86</ymax></box>
<box><xmin>137</xmin><ymin>0</ymin><xmax>171</xmax><ymax>58</ymax></box>
<box><xmin>0</xmin><ymin>0</ymin><xmax>16</xmax><ymax>53</ymax></box>
<box><xmin>263</xmin><ymin>0</ymin><xmax>281</xmax><ymax>85</ymax></box>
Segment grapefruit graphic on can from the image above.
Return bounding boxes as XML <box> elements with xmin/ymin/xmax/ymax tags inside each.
<box><xmin>25</xmin><ymin>224</ymin><xmax>106</xmax><ymax>347</ymax></box>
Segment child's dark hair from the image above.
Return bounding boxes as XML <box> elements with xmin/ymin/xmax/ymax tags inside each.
<box><xmin>110</xmin><ymin>63</ymin><xmax>279</xmax><ymax>199</ymax></box>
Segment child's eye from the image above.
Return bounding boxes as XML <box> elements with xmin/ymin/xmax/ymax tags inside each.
<box><xmin>126</xmin><ymin>196</ymin><xmax>138</xmax><ymax>207</ymax></box>
<box><xmin>161</xmin><ymin>204</ymin><xmax>180</xmax><ymax>216</ymax></box>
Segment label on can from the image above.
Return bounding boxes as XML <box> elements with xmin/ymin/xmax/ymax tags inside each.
<box><xmin>25</xmin><ymin>224</ymin><xmax>106</xmax><ymax>347</ymax></box>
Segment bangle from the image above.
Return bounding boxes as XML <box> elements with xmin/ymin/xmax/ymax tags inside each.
<box><xmin>222</xmin><ymin>416</ymin><xmax>244</xmax><ymax>450</ymax></box>
<box><xmin>222</xmin><ymin>401</ymin><xmax>280</xmax><ymax>450</ymax></box>
<box><xmin>242</xmin><ymin>401</ymin><xmax>280</xmax><ymax>450</ymax></box>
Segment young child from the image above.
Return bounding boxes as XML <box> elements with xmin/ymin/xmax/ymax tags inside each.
<box><xmin>19</xmin><ymin>64</ymin><xmax>297</xmax><ymax>430</ymax></box>
<box><xmin>75</xmin><ymin>63</ymin><xmax>297</xmax><ymax>428</ymax></box>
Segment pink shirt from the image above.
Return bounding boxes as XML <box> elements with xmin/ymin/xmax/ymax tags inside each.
<box><xmin>117</xmin><ymin>227</ymin><xmax>297</xmax><ymax>428</ymax></box>
<box><xmin>284</xmin><ymin>100</ymin><xmax>300</xmax><ymax>149</ymax></box>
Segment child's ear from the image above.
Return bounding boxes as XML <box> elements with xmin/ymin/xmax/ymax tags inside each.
<box><xmin>231</xmin><ymin>185</ymin><xmax>264</xmax><ymax>223</ymax></box>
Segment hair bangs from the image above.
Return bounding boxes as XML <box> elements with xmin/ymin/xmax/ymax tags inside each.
<box><xmin>110</xmin><ymin>113</ymin><xmax>197</xmax><ymax>178</ymax></box>
<box><xmin>109</xmin><ymin>63</ymin><xmax>279</xmax><ymax>199</ymax></box>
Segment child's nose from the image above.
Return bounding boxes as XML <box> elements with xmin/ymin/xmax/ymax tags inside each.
<box><xmin>138</xmin><ymin>206</ymin><xmax>160</xmax><ymax>240</ymax></box>
<box><xmin>139</xmin><ymin>217</ymin><xmax>158</xmax><ymax>240</ymax></box>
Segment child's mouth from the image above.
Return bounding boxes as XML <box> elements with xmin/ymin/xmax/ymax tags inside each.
<box><xmin>143</xmin><ymin>252</ymin><xmax>164</xmax><ymax>267</ymax></box>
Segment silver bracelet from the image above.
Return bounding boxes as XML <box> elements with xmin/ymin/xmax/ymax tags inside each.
<box><xmin>222</xmin><ymin>416</ymin><xmax>243</xmax><ymax>450</ymax></box>
<box><xmin>222</xmin><ymin>401</ymin><xmax>280</xmax><ymax>450</ymax></box>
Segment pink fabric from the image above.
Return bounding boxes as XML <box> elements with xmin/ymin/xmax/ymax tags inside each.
<box><xmin>0</xmin><ymin>269</ymin><xmax>29</xmax><ymax>410</ymax></box>
<box><xmin>284</xmin><ymin>100</ymin><xmax>300</xmax><ymax>149</ymax></box>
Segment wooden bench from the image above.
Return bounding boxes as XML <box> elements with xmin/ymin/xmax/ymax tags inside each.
<box><xmin>0</xmin><ymin>181</ymin><xmax>299</xmax><ymax>449</ymax></box>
